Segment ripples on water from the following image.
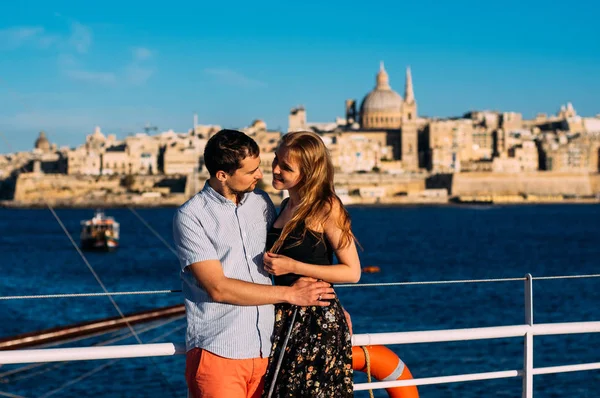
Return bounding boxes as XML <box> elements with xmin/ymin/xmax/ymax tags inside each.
<box><xmin>1</xmin><ymin>205</ymin><xmax>599</xmax><ymax>397</ymax></box>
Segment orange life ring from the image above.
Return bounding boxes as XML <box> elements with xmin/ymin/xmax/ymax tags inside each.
<box><xmin>352</xmin><ymin>345</ymin><xmax>419</xmax><ymax>398</ymax></box>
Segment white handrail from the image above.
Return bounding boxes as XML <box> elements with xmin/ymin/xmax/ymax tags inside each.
<box><xmin>2</xmin><ymin>324</ymin><xmax>600</xmax><ymax>394</ymax></box>
<box><xmin>2</xmin><ymin>321</ymin><xmax>600</xmax><ymax>362</ymax></box>
<box><xmin>533</xmin><ymin>362</ymin><xmax>600</xmax><ymax>375</ymax></box>
<box><xmin>352</xmin><ymin>320</ymin><xmax>600</xmax><ymax>346</ymax></box>
<box><xmin>353</xmin><ymin>362</ymin><xmax>600</xmax><ymax>390</ymax></box>
<box><xmin>353</xmin><ymin>369</ymin><xmax>523</xmax><ymax>390</ymax></box>
<box><xmin>2</xmin><ymin>276</ymin><xmax>599</xmax><ymax>396</ymax></box>
<box><xmin>352</xmin><ymin>324</ymin><xmax>528</xmax><ymax>346</ymax></box>
<box><xmin>0</xmin><ymin>342</ymin><xmax>185</xmax><ymax>364</ymax></box>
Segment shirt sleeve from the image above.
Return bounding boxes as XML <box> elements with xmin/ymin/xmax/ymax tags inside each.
<box><xmin>172</xmin><ymin>209</ymin><xmax>218</xmax><ymax>270</ymax></box>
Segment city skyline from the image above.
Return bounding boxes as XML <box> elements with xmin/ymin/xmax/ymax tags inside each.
<box><xmin>1</xmin><ymin>0</ymin><xmax>599</xmax><ymax>152</ymax></box>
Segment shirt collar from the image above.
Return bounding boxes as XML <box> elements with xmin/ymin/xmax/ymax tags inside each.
<box><xmin>202</xmin><ymin>181</ymin><xmax>250</xmax><ymax>207</ymax></box>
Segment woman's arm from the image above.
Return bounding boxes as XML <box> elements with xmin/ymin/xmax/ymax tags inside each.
<box><xmin>263</xmin><ymin>202</ymin><xmax>361</xmax><ymax>284</ymax></box>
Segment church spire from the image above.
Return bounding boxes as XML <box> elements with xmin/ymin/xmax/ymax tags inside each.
<box><xmin>404</xmin><ymin>66</ymin><xmax>414</xmax><ymax>103</ymax></box>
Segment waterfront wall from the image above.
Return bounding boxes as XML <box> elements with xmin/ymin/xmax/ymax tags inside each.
<box><xmin>450</xmin><ymin>172</ymin><xmax>597</xmax><ymax>196</ymax></box>
<box><xmin>424</xmin><ymin>172</ymin><xmax>599</xmax><ymax>197</ymax></box>
<box><xmin>11</xmin><ymin>173</ymin><xmax>188</xmax><ymax>207</ymax></box>
<box><xmin>5</xmin><ymin>171</ymin><xmax>599</xmax><ymax>208</ymax></box>
<box><xmin>590</xmin><ymin>174</ymin><xmax>600</xmax><ymax>195</ymax></box>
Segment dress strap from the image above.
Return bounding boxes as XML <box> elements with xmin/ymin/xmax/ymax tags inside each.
<box><xmin>279</xmin><ymin>197</ymin><xmax>290</xmax><ymax>214</ymax></box>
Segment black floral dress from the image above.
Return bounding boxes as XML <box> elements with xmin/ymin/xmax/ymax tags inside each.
<box><xmin>262</xmin><ymin>222</ymin><xmax>353</xmax><ymax>398</ymax></box>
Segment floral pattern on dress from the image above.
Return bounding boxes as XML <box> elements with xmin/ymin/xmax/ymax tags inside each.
<box><xmin>262</xmin><ymin>298</ymin><xmax>353</xmax><ymax>397</ymax></box>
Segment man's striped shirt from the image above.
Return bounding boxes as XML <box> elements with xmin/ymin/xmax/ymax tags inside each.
<box><xmin>173</xmin><ymin>181</ymin><xmax>276</xmax><ymax>359</ymax></box>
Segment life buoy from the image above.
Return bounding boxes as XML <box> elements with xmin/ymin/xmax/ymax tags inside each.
<box><xmin>352</xmin><ymin>345</ymin><xmax>419</xmax><ymax>398</ymax></box>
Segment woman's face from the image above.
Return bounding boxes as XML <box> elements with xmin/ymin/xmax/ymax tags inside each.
<box><xmin>272</xmin><ymin>145</ymin><xmax>302</xmax><ymax>191</ymax></box>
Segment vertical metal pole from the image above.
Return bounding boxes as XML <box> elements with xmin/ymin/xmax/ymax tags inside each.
<box><xmin>267</xmin><ymin>307</ymin><xmax>298</xmax><ymax>398</ymax></box>
<box><xmin>522</xmin><ymin>273</ymin><xmax>534</xmax><ymax>398</ymax></box>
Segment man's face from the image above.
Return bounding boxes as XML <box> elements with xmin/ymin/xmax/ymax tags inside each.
<box><xmin>225</xmin><ymin>155</ymin><xmax>263</xmax><ymax>195</ymax></box>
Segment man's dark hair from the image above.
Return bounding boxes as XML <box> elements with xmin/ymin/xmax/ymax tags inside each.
<box><xmin>203</xmin><ymin>129</ymin><xmax>260</xmax><ymax>176</ymax></box>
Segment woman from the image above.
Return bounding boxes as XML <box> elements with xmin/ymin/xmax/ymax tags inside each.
<box><xmin>261</xmin><ymin>131</ymin><xmax>361</xmax><ymax>397</ymax></box>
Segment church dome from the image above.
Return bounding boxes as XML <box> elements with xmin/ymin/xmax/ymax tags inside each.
<box><xmin>360</xmin><ymin>90</ymin><xmax>403</xmax><ymax>113</ymax></box>
<box><xmin>34</xmin><ymin>131</ymin><xmax>51</xmax><ymax>152</ymax></box>
<box><xmin>91</xmin><ymin>126</ymin><xmax>106</xmax><ymax>141</ymax></box>
<box><xmin>359</xmin><ymin>62</ymin><xmax>403</xmax><ymax>129</ymax></box>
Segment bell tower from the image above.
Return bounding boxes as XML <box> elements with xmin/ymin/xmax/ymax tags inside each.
<box><xmin>402</xmin><ymin>66</ymin><xmax>417</xmax><ymax>122</ymax></box>
<box><xmin>401</xmin><ymin>66</ymin><xmax>418</xmax><ymax>171</ymax></box>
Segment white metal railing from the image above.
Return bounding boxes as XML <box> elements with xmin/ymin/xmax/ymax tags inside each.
<box><xmin>1</xmin><ymin>275</ymin><xmax>599</xmax><ymax>397</ymax></box>
<box><xmin>2</xmin><ymin>321</ymin><xmax>600</xmax><ymax>393</ymax></box>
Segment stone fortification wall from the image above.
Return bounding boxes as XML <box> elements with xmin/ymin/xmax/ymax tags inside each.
<box><xmin>14</xmin><ymin>174</ymin><xmax>123</xmax><ymax>202</ymax></box>
<box><xmin>323</xmin><ymin>173</ymin><xmax>426</xmax><ymax>196</ymax></box>
<box><xmin>12</xmin><ymin>173</ymin><xmax>188</xmax><ymax>206</ymax></box>
<box><xmin>590</xmin><ymin>174</ymin><xmax>600</xmax><ymax>195</ymax></box>
<box><xmin>451</xmin><ymin>172</ymin><xmax>594</xmax><ymax>196</ymax></box>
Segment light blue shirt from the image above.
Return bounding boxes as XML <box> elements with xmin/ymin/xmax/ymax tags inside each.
<box><xmin>173</xmin><ymin>181</ymin><xmax>277</xmax><ymax>359</ymax></box>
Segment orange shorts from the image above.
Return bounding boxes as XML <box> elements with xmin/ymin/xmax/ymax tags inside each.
<box><xmin>185</xmin><ymin>348</ymin><xmax>269</xmax><ymax>398</ymax></box>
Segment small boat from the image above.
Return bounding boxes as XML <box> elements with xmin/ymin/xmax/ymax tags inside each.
<box><xmin>80</xmin><ymin>209</ymin><xmax>120</xmax><ymax>251</ymax></box>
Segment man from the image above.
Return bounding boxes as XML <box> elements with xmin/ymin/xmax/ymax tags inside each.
<box><xmin>173</xmin><ymin>129</ymin><xmax>336</xmax><ymax>398</ymax></box>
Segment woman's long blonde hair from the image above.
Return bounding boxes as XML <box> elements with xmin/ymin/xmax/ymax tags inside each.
<box><xmin>270</xmin><ymin>131</ymin><xmax>356</xmax><ymax>253</ymax></box>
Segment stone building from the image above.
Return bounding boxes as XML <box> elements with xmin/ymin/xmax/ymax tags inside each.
<box><xmin>163</xmin><ymin>144</ymin><xmax>202</xmax><ymax>175</ymax></box>
<box><xmin>526</xmin><ymin>103</ymin><xmax>585</xmax><ymax>134</ymax></box>
<box><xmin>102</xmin><ymin>144</ymin><xmax>131</xmax><ymax>175</ymax></box>
<box><xmin>492</xmin><ymin>140</ymin><xmax>538</xmax><ymax>173</ymax></box>
<box><xmin>67</xmin><ymin>126</ymin><xmax>151</xmax><ymax>175</ymax></box>
<box><xmin>30</xmin><ymin>131</ymin><xmax>67</xmax><ymax>173</ymax></box>
<box><xmin>321</xmin><ymin>132</ymin><xmax>394</xmax><ymax>173</ymax></box>
<box><xmin>288</xmin><ymin>107</ymin><xmax>307</xmax><ymax>132</ymax></box>
<box><xmin>67</xmin><ymin>147</ymin><xmax>102</xmax><ymax>175</ymax></box>
<box><xmin>243</xmin><ymin>119</ymin><xmax>281</xmax><ymax>154</ymax></box>
<box><xmin>288</xmin><ymin>62</ymin><xmax>420</xmax><ymax>172</ymax></box>
<box><xmin>471</xmin><ymin>127</ymin><xmax>494</xmax><ymax>160</ymax></box>
<box><xmin>357</xmin><ymin>62</ymin><xmax>417</xmax><ymax>129</ymax></box>
<box><xmin>512</xmin><ymin>141</ymin><xmax>539</xmax><ymax>172</ymax></box>
<box><xmin>124</xmin><ymin>134</ymin><xmax>160</xmax><ymax>175</ymax></box>
<box><xmin>34</xmin><ymin>131</ymin><xmax>52</xmax><ymax>153</ymax></box>
<box><xmin>162</xmin><ymin>133</ymin><xmax>207</xmax><ymax>175</ymax></box>
<box><xmin>191</xmin><ymin>124</ymin><xmax>221</xmax><ymax>139</ymax></box>
<box><xmin>422</xmin><ymin>118</ymin><xmax>475</xmax><ymax>173</ymax></box>
<box><xmin>500</xmin><ymin>112</ymin><xmax>524</xmax><ymax>132</ymax></box>
<box><xmin>540</xmin><ymin>133</ymin><xmax>594</xmax><ymax>172</ymax></box>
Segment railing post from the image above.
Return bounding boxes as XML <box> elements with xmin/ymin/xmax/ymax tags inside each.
<box><xmin>522</xmin><ymin>273</ymin><xmax>534</xmax><ymax>398</ymax></box>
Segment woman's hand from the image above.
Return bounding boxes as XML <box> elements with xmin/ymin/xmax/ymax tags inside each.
<box><xmin>263</xmin><ymin>252</ymin><xmax>297</xmax><ymax>276</ymax></box>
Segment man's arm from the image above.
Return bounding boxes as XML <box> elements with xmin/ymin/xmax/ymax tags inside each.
<box><xmin>174</xmin><ymin>206</ymin><xmax>332</xmax><ymax>307</ymax></box>
<box><xmin>189</xmin><ymin>260</ymin><xmax>335</xmax><ymax>307</ymax></box>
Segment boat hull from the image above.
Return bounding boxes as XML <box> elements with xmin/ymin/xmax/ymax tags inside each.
<box><xmin>81</xmin><ymin>237</ymin><xmax>119</xmax><ymax>251</ymax></box>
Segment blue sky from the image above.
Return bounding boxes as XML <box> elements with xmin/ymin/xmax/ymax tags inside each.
<box><xmin>0</xmin><ymin>0</ymin><xmax>599</xmax><ymax>152</ymax></box>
